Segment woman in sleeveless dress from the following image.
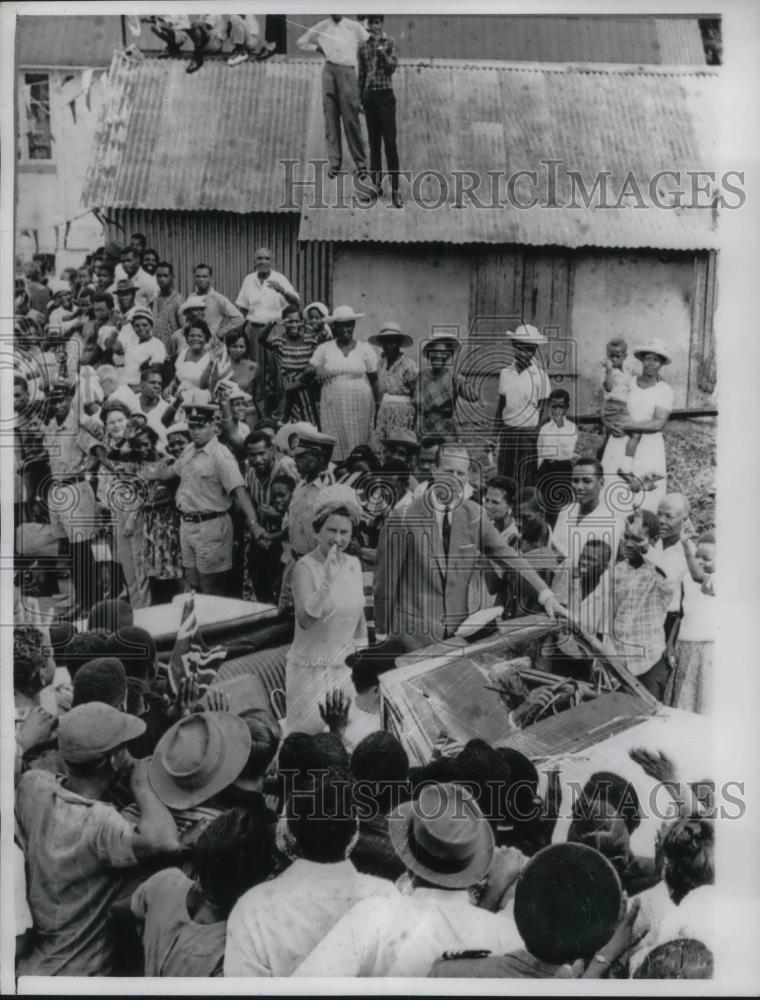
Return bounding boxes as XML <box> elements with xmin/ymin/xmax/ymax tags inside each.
<box><xmin>286</xmin><ymin>491</ymin><xmax>367</xmax><ymax>734</ymax></box>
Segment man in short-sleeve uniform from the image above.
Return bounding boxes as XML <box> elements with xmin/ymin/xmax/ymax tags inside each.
<box><xmin>156</xmin><ymin>393</ymin><xmax>261</xmax><ymax>596</ymax></box>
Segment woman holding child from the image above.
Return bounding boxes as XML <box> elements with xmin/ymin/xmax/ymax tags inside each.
<box><xmin>601</xmin><ymin>338</ymin><xmax>673</xmax><ymax>514</ymax></box>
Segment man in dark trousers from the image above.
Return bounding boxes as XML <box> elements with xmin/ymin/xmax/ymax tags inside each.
<box><xmin>298</xmin><ymin>15</ymin><xmax>369</xmax><ymax>179</ymax></box>
<box><xmin>358</xmin><ymin>15</ymin><xmax>402</xmax><ymax>207</ymax></box>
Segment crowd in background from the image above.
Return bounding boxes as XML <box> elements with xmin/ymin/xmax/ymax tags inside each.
<box><xmin>12</xmin><ymin>232</ymin><xmax>718</xmax><ymax>979</ymax></box>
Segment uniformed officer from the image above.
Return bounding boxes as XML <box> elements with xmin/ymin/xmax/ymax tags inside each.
<box><xmin>40</xmin><ymin>382</ymin><xmax>104</xmax><ymax>613</ymax></box>
<box><xmin>149</xmin><ymin>393</ymin><xmax>261</xmax><ymax>596</ymax></box>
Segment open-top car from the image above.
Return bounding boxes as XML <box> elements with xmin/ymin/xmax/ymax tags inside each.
<box><xmin>380</xmin><ymin>614</ymin><xmax>710</xmax><ymax>854</ymax></box>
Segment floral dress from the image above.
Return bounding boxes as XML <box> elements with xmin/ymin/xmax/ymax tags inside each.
<box><xmin>376</xmin><ymin>353</ymin><xmax>418</xmax><ymax>440</ymax></box>
<box><xmin>138</xmin><ymin>467</ymin><xmax>183</xmax><ymax>582</ymax></box>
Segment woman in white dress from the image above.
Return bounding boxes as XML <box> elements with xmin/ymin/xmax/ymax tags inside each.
<box><xmin>286</xmin><ymin>488</ymin><xmax>367</xmax><ymax>734</ymax></box>
<box><xmin>171</xmin><ymin>318</ymin><xmax>213</xmax><ymax>394</ymax></box>
<box><xmin>307</xmin><ymin>305</ymin><xmax>381</xmax><ymax>463</ymax></box>
<box><xmin>601</xmin><ymin>338</ymin><xmax>674</xmax><ymax>514</ymax></box>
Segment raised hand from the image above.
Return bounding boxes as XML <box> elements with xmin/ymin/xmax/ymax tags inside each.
<box><xmin>319</xmin><ymin>688</ymin><xmax>351</xmax><ymax>734</ymax></box>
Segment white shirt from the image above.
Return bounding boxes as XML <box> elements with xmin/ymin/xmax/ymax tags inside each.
<box><xmin>293</xmin><ymin>887</ymin><xmax>523</xmax><ymax>978</ymax></box>
<box><xmin>537</xmin><ymin>417</ymin><xmax>577</xmax><ymax>465</ymax></box>
<box><xmin>650</xmin><ymin>538</ymin><xmax>689</xmax><ymax>615</ymax></box>
<box><xmin>224</xmin><ymin>858</ymin><xmax>398</xmax><ymax>977</ymax></box>
<box><xmin>109</xmin><ymin>384</ymin><xmax>170</xmax><ymax>445</ymax></box>
<box><xmin>111</xmin><ymin>267</ymin><xmax>159</xmax><ymax>308</ymax></box>
<box><xmin>497</xmin><ymin>361</ymin><xmax>549</xmax><ymax>429</ymax></box>
<box><xmin>236</xmin><ymin>269</ymin><xmax>296</xmax><ymax>324</ymax></box>
<box><xmin>297</xmin><ymin>17</ymin><xmax>369</xmax><ymax>66</ymax></box>
<box><xmin>117</xmin><ymin>327</ymin><xmax>167</xmax><ymax>387</ymax></box>
<box><xmin>551</xmin><ymin>500</ymin><xmax>623</xmax><ymax>571</ymax></box>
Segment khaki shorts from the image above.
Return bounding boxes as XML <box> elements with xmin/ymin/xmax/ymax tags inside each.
<box><xmin>47</xmin><ymin>480</ymin><xmax>99</xmax><ymax>543</ymax></box>
<box><xmin>180</xmin><ymin>513</ymin><xmax>233</xmax><ymax>575</ymax></box>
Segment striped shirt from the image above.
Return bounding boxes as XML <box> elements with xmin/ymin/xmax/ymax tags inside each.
<box><xmin>267</xmin><ymin>328</ymin><xmax>319</xmax><ymax>385</ymax></box>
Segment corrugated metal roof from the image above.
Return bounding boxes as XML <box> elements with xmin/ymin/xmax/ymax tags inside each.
<box><xmin>299</xmin><ymin>62</ymin><xmax>720</xmax><ymax>250</ymax></box>
<box><xmin>81</xmin><ymin>52</ymin><xmax>320</xmax><ymax>213</ymax></box>
<box><xmin>83</xmin><ymin>55</ymin><xmax>720</xmax><ymax>250</ymax></box>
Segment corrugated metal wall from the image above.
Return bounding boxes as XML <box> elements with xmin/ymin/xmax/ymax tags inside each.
<box><xmin>104</xmin><ymin>210</ymin><xmax>331</xmax><ymax>306</ymax></box>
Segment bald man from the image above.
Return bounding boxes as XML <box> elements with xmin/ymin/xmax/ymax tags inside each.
<box><xmin>650</xmin><ymin>493</ymin><xmax>691</xmax><ymax>644</ymax></box>
<box><xmin>236</xmin><ymin>248</ymin><xmax>301</xmax><ymax>405</ymax></box>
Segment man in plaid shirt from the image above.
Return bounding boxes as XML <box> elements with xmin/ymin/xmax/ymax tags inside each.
<box><xmin>611</xmin><ymin>509</ymin><xmax>674</xmax><ymax>700</ymax></box>
<box><xmin>358</xmin><ymin>16</ymin><xmax>402</xmax><ymax>207</ymax></box>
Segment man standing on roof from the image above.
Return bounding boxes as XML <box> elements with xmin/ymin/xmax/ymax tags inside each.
<box><xmin>297</xmin><ymin>15</ymin><xmax>369</xmax><ymax>180</ymax></box>
<box><xmin>358</xmin><ymin>16</ymin><xmax>402</xmax><ymax>207</ymax></box>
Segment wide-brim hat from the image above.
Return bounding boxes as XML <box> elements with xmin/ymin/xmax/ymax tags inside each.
<box><xmin>369</xmin><ymin>322</ymin><xmax>413</xmax><ymax>349</ymax></box>
<box><xmin>326</xmin><ymin>304</ymin><xmax>364</xmax><ymax>323</ymax></box>
<box><xmin>514</xmin><ymin>843</ymin><xmax>622</xmax><ymax>964</ymax></box>
<box><xmin>180</xmin><ymin>295</ymin><xmax>208</xmax><ymax>314</ymax></box>
<box><xmin>388</xmin><ymin>782</ymin><xmax>494</xmax><ymax>889</ymax></box>
<box><xmin>633</xmin><ymin>338</ymin><xmax>672</xmax><ymax>365</ymax></box>
<box><xmin>59</xmin><ymin>702</ymin><xmax>147</xmax><ymax>764</ymax></box>
<box><xmin>507</xmin><ymin>324</ymin><xmax>547</xmax><ymax>345</ymax></box>
<box><xmin>149</xmin><ymin>711</ymin><xmax>252</xmax><ymax>809</ymax></box>
<box><xmin>381</xmin><ymin>427</ymin><xmax>420</xmax><ymax>450</ymax></box>
<box><xmin>423</xmin><ymin>333</ymin><xmax>460</xmax><ymax>356</ymax></box>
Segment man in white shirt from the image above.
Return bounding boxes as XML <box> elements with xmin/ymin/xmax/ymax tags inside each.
<box><xmin>493</xmin><ymin>325</ymin><xmax>550</xmax><ymax>492</ymax></box>
<box><xmin>110</xmin><ymin>248</ymin><xmax>158</xmax><ymax>309</ymax></box>
<box><xmin>224</xmin><ymin>767</ymin><xmax>397</xmax><ymax>976</ymax></box>
<box><xmin>650</xmin><ymin>492</ymin><xmax>691</xmax><ymax>644</ymax></box>
<box><xmin>551</xmin><ymin>457</ymin><xmax>624</xmax><ymax>573</ymax></box>
<box><xmin>293</xmin><ymin>783</ymin><xmax>523</xmax><ymax>977</ymax></box>
<box><xmin>236</xmin><ymin>248</ymin><xmax>300</xmax><ymax>400</ymax></box>
<box><xmin>297</xmin><ymin>15</ymin><xmax>369</xmax><ymax>178</ymax></box>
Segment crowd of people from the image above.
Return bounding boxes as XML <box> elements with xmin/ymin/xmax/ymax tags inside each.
<box><xmin>12</xmin><ymin>233</ymin><xmax>717</xmax><ymax>979</ymax></box>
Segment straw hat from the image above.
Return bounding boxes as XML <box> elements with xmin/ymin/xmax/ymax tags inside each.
<box><xmin>633</xmin><ymin>338</ymin><xmax>672</xmax><ymax>365</ymax></box>
<box><xmin>326</xmin><ymin>304</ymin><xmax>364</xmax><ymax>323</ymax></box>
<box><xmin>369</xmin><ymin>321</ymin><xmax>413</xmax><ymax>349</ymax></box>
<box><xmin>507</xmin><ymin>324</ymin><xmax>547</xmax><ymax>345</ymax></box>
<box><xmin>423</xmin><ymin>332</ymin><xmax>460</xmax><ymax>356</ymax></box>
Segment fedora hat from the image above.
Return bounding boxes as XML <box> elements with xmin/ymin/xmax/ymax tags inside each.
<box><xmin>381</xmin><ymin>427</ymin><xmax>419</xmax><ymax>450</ymax></box>
<box><xmin>507</xmin><ymin>324</ymin><xmax>547</xmax><ymax>345</ymax></box>
<box><xmin>633</xmin><ymin>338</ymin><xmax>672</xmax><ymax>365</ymax></box>
<box><xmin>149</xmin><ymin>711</ymin><xmax>252</xmax><ymax>809</ymax></box>
<box><xmin>326</xmin><ymin>304</ymin><xmax>365</xmax><ymax>323</ymax></box>
<box><xmin>388</xmin><ymin>782</ymin><xmax>494</xmax><ymax>889</ymax></box>
<box><xmin>369</xmin><ymin>321</ymin><xmax>413</xmax><ymax>349</ymax></box>
<box><xmin>423</xmin><ymin>333</ymin><xmax>460</xmax><ymax>356</ymax></box>
<box><xmin>114</xmin><ymin>279</ymin><xmax>138</xmax><ymax>294</ymax></box>
<box><xmin>514</xmin><ymin>843</ymin><xmax>622</xmax><ymax>964</ymax></box>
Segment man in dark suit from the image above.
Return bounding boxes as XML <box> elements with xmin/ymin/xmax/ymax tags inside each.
<box><xmin>374</xmin><ymin>443</ymin><xmax>565</xmax><ymax>651</ymax></box>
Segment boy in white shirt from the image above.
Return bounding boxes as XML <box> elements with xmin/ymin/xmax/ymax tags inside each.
<box><xmin>536</xmin><ymin>388</ymin><xmax>577</xmax><ymax>527</ymax></box>
<box><xmin>602</xmin><ymin>337</ymin><xmax>640</xmax><ymax>479</ymax></box>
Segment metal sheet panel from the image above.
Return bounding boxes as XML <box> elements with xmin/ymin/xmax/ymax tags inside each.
<box><xmin>82</xmin><ymin>53</ymin><xmax>319</xmax><ymax>214</ymax></box>
<box><xmin>103</xmin><ymin>209</ymin><xmax>330</xmax><ymax>308</ymax></box>
<box><xmin>298</xmin><ymin>62</ymin><xmax>720</xmax><ymax>249</ymax></box>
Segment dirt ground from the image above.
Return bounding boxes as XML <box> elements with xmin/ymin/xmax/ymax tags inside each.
<box><xmin>576</xmin><ymin>418</ymin><xmax>717</xmax><ymax>533</ymax></box>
